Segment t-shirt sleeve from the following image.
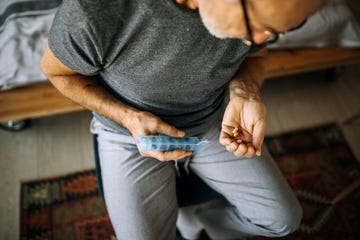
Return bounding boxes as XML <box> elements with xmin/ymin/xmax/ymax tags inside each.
<box><xmin>48</xmin><ymin>3</ymin><xmax>103</xmax><ymax>75</ymax></box>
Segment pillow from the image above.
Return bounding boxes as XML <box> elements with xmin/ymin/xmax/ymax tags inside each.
<box><xmin>268</xmin><ymin>0</ymin><xmax>360</xmax><ymax>49</ymax></box>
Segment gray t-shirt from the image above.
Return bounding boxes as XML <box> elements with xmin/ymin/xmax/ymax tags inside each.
<box><xmin>48</xmin><ymin>0</ymin><xmax>250</xmax><ymax>136</ymax></box>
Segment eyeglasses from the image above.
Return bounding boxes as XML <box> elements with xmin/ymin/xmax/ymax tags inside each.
<box><xmin>240</xmin><ymin>0</ymin><xmax>307</xmax><ymax>49</ymax></box>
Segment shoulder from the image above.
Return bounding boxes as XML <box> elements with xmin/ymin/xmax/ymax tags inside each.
<box><xmin>47</xmin><ymin>0</ymin><xmax>151</xmax><ymax>74</ymax></box>
<box><xmin>52</xmin><ymin>0</ymin><xmax>148</xmax><ymax>44</ymax></box>
<box><xmin>55</xmin><ymin>0</ymin><xmax>123</xmax><ymax>27</ymax></box>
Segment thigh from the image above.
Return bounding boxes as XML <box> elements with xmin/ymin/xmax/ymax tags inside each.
<box><xmin>91</xmin><ymin>119</ymin><xmax>178</xmax><ymax>240</ymax></box>
<box><xmin>191</xmin><ymin>127</ymin><xmax>301</xmax><ymax>229</ymax></box>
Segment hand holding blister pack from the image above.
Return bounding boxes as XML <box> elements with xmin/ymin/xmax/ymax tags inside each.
<box><xmin>136</xmin><ymin>135</ymin><xmax>209</xmax><ymax>151</ymax></box>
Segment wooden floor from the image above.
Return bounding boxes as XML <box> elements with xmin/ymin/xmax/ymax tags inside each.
<box><xmin>0</xmin><ymin>65</ymin><xmax>360</xmax><ymax>240</ymax></box>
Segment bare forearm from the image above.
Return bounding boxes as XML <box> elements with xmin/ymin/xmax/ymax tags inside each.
<box><xmin>229</xmin><ymin>49</ymin><xmax>267</xmax><ymax>100</ymax></box>
<box><xmin>48</xmin><ymin>74</ymin><xmax>138</xmax><ymax>127</ymax></box>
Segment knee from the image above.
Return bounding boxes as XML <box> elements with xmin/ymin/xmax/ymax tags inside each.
<box><xmin>263</xmin><ymin>200</ymin><xmax>303</xmax><ymax>237</ymax></box>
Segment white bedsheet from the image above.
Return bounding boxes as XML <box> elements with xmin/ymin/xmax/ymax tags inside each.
<box><xmin>0</xmin><ymin>0</ymin><xmax>60</xmax><ymax>91</ymax></box>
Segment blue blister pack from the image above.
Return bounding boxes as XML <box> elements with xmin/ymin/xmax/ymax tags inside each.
<box><xmin>137</xmin><ymin>135</ymin><xmax>209</xmax><ymax>151</ymax></box>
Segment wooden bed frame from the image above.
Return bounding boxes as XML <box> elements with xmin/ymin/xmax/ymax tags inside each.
<box><xmin>1</xmin><ymin>47</ymin><xmax>360</xmax><ymax>123</ymax></box>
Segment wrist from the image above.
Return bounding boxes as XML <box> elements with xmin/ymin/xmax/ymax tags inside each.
<box><xmin>229</xmin><ymin>80</ymin><xmax>261</xmax><ymax>101</ymax></box>
<box><xmin>121</xmin><ymin>108</ymin><xmax>142</xmax><ymax>130</ymax></box>
<box><xmin>106</xmin><ymin>101</ymin><xmax>140</xmax><ymax>130</ymax></box>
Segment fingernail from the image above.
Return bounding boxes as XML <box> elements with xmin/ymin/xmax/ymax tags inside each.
<box><xmin>178</xmin><ymin>131</ymin><xmax>185</xmax><ymax>137</ymax></box>
<box><xmin>243</xmin><ymin>39</ymin><xmax>252</xmax><ymax>46</ymax></box>
<box><xmin>264</xmin><ymin>30</ymin><xmax>272</xmax><ymax>36</ymax></box>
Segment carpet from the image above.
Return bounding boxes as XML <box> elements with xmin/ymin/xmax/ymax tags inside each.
<box><xmin>256</xmin><ymin>123</ymin><xmax>360</xmax><ymax>240</ymax></box>
<box><xmin>20</xmin><ymin>169</ymin><xmax>115</xmax><ymax>240</ymax></box>
<box><xmin>20</xmin><ymin>123</ymin><xmax>360</xmax><ymax>240</ymax></box>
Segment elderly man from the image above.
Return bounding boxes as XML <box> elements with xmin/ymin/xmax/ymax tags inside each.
<box><xmin>41</xmin><ymin>0</ymin><xmax>325</xmax><ymax>239</ymax></box>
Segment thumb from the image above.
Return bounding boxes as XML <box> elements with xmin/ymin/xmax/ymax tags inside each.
<box><xmin>156</xmin><ymin>120</ymin><xmax>185</xmax><ymax>138</ymax></box>
<box><xmin>252</xmin><ymin>120</ymin><xmax>266</xmax><ymax>156</ymax></box>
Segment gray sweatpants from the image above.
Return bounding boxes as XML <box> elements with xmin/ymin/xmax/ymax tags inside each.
<box><xmin>91</xmin><ymin>118</ymin><xmax>302</xmax><ymax>240</ymax></box>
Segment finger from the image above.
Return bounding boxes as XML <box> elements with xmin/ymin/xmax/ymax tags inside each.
<box><xmin>141</xmin><ymin>151</ymin><xmax>191</xmax><ymax>161</ymax></box>
<box><xmin>252</xmin><ymin>120</ymin><xmax>266</xmax><ymax>156</ymax></box>
<box><xmin>141</xmin><ymin>150</ymin><xmax>192</xmax><ymax>161</ymax></box>
<box><xmin>156</xmin><ymin>121</ymin><xmax>185</xmax><ymax>138</ymax></box>
<box><xmin>222</xmin><ymin>124</ymin><xmax>238</xmax><ymax>136</ymax></box>
<box><xmin>220</xmin><ymin>131</ymin><xmax>234</xmax><ymax>145</ymax></box>
<box><xmin>234</xmin><ymin>143</ymin><xmax>247</xmax><ymax>158</ymax></box>
<box><xmin>245</xmin><ymin>144</ymin><xmax>256</xmax><ymax>158</ymax></box>
<box><xmin>222</xmin><ymin>124</ymin><xmax>252</xmax><ymax>143</ymax></box>
<box><xmin>225</xmin><ymin>141</ymin><xmax>238</xmax><ymax>152</ymax></box>
<box><xmin>161</xmin><ymin>150</ymin><xmax>192</xmax><ymax>161</ymax></box>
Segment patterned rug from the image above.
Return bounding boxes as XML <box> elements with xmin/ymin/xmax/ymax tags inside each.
<box><xmin>20</xmin><ymin>123</ymin><xmax>360</xmax><ymax>240</ymax></box>
<box><xmin>20</xmin><ymin>169</ymin><xmax>115</xmax><ymax>240</ymax></box>
<box><xmin>256</xmin><ymin>123</ymin><xmax>360</xmax><ymax>240</ymax></box>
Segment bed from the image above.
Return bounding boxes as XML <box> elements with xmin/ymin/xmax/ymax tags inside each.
<box><xmin>1</xmin><ymin>0</ymin><xmax>360</xmax><ymax>127</ymax></box>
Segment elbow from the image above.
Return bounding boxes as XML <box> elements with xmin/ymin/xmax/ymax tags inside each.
<box><xmin>40</xmin><ymin>53</ymin><xmax>53</xmax><ymax>80</ymax></box>
<box><xmin>40</xmin><ymin>54</ymin><xmax>51</xmax><ymax>81</ymax></box>
<box><xmin>39</xmin><ymin>54</ymin><xmax>66</xmax><ymax>94</ymax></box>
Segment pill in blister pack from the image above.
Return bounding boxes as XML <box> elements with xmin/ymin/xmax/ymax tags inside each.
<box><xmin>136</xmin><ymin>135</ymin><xmax>209</xmax><ymax>151</ymax></box>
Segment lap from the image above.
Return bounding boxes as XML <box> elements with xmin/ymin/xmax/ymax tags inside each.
<box><xmin>91</xmin><ymin>118</ymin><xmax>301</xmax><ymax>238</ymax></box>
<box><xmin>190</xmin><ymin>126</ymin><xmax>301</xmax><ymax>226</ymax></box>
<box><xmin>93</xmin><ymin>117</ymin><xmax>298</xmax><ymax>213</ymax></box>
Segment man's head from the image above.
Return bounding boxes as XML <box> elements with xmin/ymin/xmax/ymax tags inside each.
<box><xmin>185</xmin><ymin>0</ymin><xmax>326</xmax><ymax>45</ymax></box>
